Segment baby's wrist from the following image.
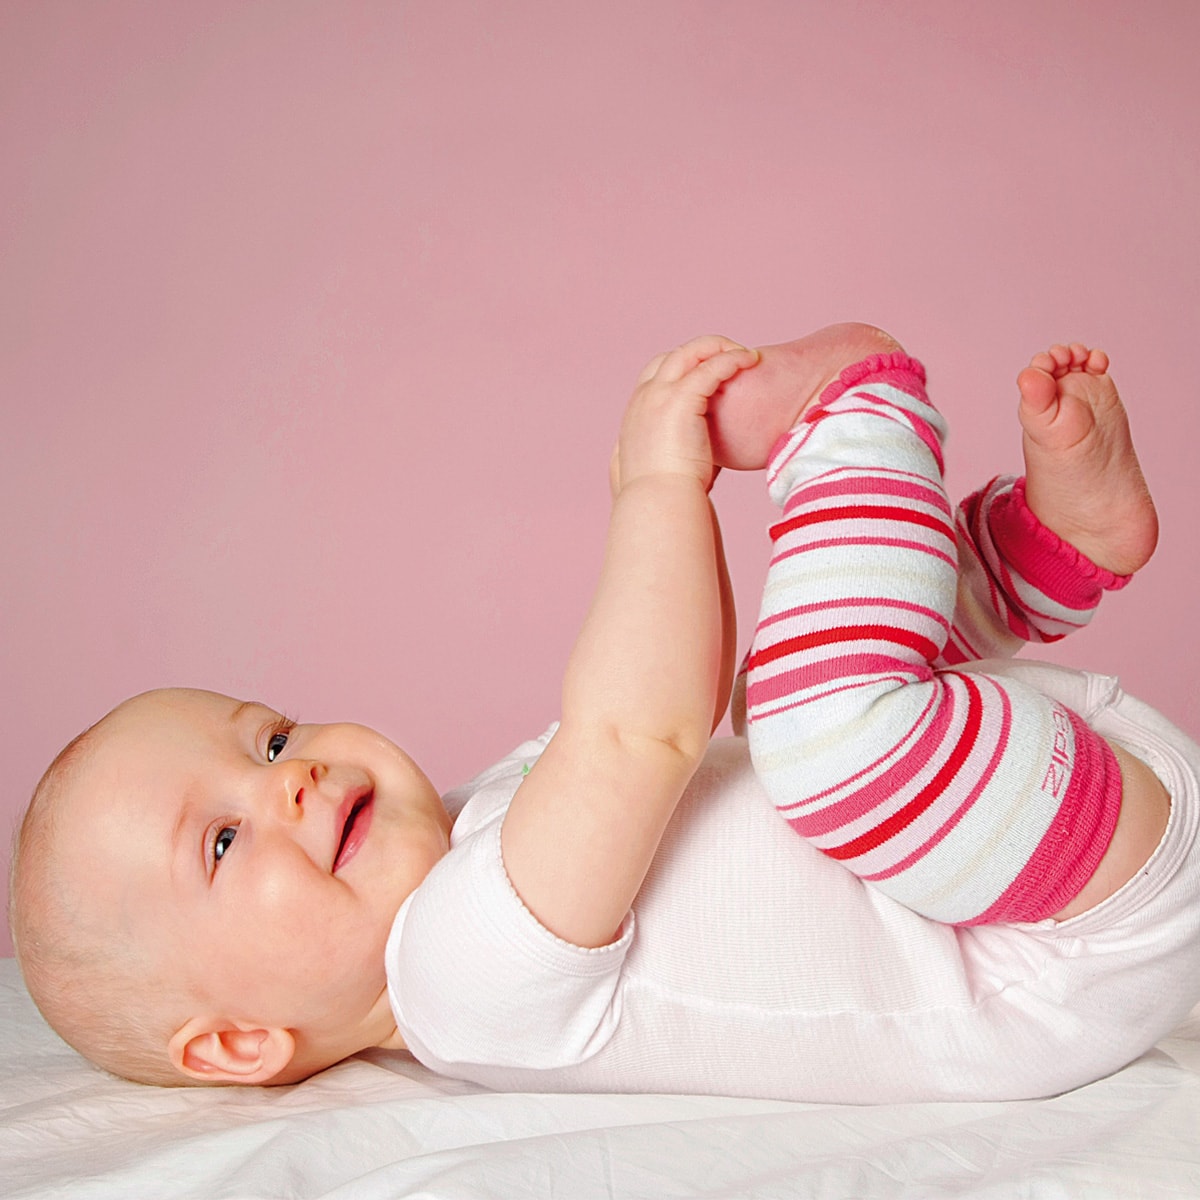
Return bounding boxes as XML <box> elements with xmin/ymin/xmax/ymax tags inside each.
<box><xmin>613</xmin><ymin>466</ymin><xmax>713</xmax><ymax>499</ymax></box>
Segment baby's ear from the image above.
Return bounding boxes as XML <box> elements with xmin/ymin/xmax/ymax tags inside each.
<box><xmin>169</xmin><ymin>1017</ymin><xmax>295</xmax><ymax>1085</ymax></box>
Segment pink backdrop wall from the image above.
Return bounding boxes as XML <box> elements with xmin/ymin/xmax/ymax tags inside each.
<box><xmin>3</xmin><ymin>1</ymin><xmax>1198</xmax><ymax>956</ymax></box>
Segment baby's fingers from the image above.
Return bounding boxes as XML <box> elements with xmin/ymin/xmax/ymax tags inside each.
<box><xmin>679</xmin><ymin>344</ymin><xmax>761</xmax><ymax>399</ymax></box>
<box><xmin>636</xmin><ymin>335</ymin><xmax>753</xmax><ymax>386</ymax></box>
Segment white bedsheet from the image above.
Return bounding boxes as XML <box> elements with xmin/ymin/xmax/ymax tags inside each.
<box><xmin>3</xmin><ymin>959</ymin><xmax>1198</xmax><ymax>1199</ymax></box>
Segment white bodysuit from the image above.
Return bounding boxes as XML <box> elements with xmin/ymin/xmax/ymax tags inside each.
<box><xmin>386</xmin><ymin>659</ymin><xmax>1200</xmax><ymax>1103</ymax></box>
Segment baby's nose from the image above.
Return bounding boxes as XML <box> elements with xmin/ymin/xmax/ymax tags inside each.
<box><xmin>275</xmin><ymin>759</ymin><xmax>327</xmax><ymax>814</ymax></box>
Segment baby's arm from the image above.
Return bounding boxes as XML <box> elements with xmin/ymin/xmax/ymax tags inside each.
<box><xmin>610</xmin><ymin>451</ymin><xmax>739</xmax><ymax>735</ymax></box>
<box><xmin>501</xmin><ymin>337</ymin><xmax>759</xmax><ymax>949</ymax></box>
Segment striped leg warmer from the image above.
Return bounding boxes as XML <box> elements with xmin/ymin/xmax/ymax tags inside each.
<box><xmin>745</xmin><ymin>354</ymin><xmax>1124</xmax><ymax>925</ymax></box>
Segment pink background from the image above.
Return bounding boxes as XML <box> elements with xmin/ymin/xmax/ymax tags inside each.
<box><xmin>2</xmin><ymin>2</ymin><xmax>1198</xmax><ymax>957</ymax></box>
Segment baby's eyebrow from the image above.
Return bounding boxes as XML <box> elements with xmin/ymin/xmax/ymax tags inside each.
<box><xmin>228</xmin><ymin>699</ymin><xmax>267</xmax><ymax>727</ymax></box>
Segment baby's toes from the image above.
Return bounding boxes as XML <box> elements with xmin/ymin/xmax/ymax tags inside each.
<box><xmin>1016</xmin><ymin>365</ymin><xmax>1060</xmax><ymax>421</ymax></box>
<box><xmin>1047</xmin><ymin>344</ymin><xmax>1075</xmax><ymax>374</ymax></box>
<box><xmin>1066</xmin><ymin>343</ymin><xmax>1092</xmax><ymax>370</ymax></box>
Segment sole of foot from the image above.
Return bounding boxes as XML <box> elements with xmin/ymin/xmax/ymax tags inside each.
<box><xmin>1017</xmin><ymin>343</ymin><xmax>1158</xmax><ymax>577</ymax></box>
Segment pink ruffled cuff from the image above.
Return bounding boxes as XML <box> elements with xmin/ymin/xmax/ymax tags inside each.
<box><xmin>991</xmin><ymin>477</ymin><xmax>1132</xmax><ymax>609</ymax></box>
<box><xmin>816</xmin><ymin>352</ymin><xmax>929</xmax><ymax>408</ymax></box>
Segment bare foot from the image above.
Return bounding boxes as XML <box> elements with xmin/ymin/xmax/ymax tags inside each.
<box><xmin>1018</xmin><ymin>343</ymin><xmax>1158</xmax><ymax>577</ymax></box>
<box><xmin>708</xmin><ymin>322</ymin><xmax>904</xmax><ymax>470</ymax></box>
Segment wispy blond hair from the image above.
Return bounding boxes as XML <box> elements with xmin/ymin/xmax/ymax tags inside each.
<box><xmin>9</xmin><ymin>720</ymin><xmax>198</xmax><ymax>1087</ymax></box>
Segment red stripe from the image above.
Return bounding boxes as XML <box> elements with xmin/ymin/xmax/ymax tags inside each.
<box><xmin>749</xmin><ymin>623</ymin><xmax>941</xmax><ymax>670</ymax></box>
<box><xmin>771</xmin><ymin>504</ymin><xmax>951</xmax><ymax>543</ymax></box>
<box><xmin>756</xmin><ymin>594</ymin><xmax>950</xmax><ymax>637</ymax></box>
<box><xmin>823</xmin><ymin>673</ymin><xmax>985</xmax><ymax>861</ymax></box>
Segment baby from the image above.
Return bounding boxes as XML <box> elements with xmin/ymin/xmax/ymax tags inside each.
<box><xmin>10</xmin><ymin>325</ymin><xmax>1199</xmax><ymax>1102</ymax></box>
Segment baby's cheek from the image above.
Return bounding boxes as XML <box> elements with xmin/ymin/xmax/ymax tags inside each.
<box><xmin>227</xmin><ymin>858</ymin><xmax>323</xmax><ymax>948</ymax></box>
<box><xmin>245</xmin><ymin>861</ymin><xmax>365</xmax><ymax>952</ymax></box>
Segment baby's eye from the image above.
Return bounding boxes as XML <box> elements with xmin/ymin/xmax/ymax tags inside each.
<box><xmin>266</xmin><ymin>727</ymin><xmax>292</xmax><ymax>762</ymax></box>
<box><xmin>213</xmin><ymin>826</ymin><xmax>237</xmax><ymax>865</ymax></box>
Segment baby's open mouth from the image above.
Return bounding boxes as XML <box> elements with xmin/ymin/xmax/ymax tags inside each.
<box><xmin>333</xmin><ymin>789</ymin><xmax>374</xmax><ymax>872</ymax></box>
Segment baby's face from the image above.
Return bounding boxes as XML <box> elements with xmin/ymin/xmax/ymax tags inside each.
<box><xmin>54</xmin><ymin>688</ymin><xmax>451</xmax><ymax>1066</ymax></box>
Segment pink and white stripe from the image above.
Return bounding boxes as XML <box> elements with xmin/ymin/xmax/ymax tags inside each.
<box><xmin>745</xmin><ymin>353</ymin><xmax>1124</xmax><ymax>925</ymax></box>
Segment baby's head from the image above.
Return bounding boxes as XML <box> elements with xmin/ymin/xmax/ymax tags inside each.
<box><xmin>9</xmin><ymin>688</ymin><xmax>451</xmax><ymax>1086</ymax></box>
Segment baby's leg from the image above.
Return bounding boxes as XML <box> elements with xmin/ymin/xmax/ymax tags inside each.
<box><xmin>714</xmin><ymin>330</ymin><xmax>1153</xmax><ymax>661</ymax></box>
<box><xmin>745</xmin><ymin>332</ymin><xmax>1132</xmax><ymax>925</ymax></box>
<box><xmin>943</xmin><ymin>348</ymin><xmax>1157</xmax><ymax>662</ymax></box>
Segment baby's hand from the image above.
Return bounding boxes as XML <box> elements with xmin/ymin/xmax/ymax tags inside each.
<box><xmin>613</xmin><ymin>336</ymin><xmax>760</xmax><ymax>495</ymax></box>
